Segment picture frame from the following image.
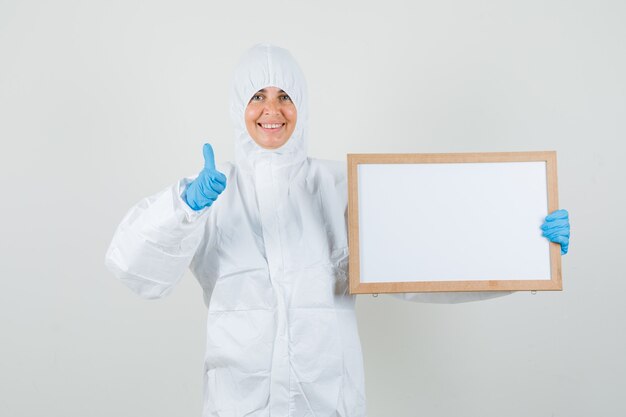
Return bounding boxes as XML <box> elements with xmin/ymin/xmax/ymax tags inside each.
<box><xmin>347</xmin><ymin>151</ymin><xmax>562</xmax><ymax>294</ymax></box>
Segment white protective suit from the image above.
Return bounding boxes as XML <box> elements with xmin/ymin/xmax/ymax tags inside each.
<box><xmin>105</xmin><ymin>44</ymin><xmax>507</xmax><ymax>417</ymax></box>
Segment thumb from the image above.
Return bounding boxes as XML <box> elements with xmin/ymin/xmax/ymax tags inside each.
<box><xmin>202</xmin><ymin>143</ymin><xmax>216</xmax><ymax>171</ymax></box>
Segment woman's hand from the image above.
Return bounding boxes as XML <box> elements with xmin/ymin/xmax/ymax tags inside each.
<box><xmin>541</xmin><ymin>209</ymin><xmax>570</xmax><ymax>255</ymax></box>
<box><xmin>182</xmin><ymin>143</ymin><xmax>227</xmax><ymax>211</ymax></box>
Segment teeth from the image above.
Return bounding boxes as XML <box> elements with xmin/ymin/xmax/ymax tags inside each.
<box><xmin>261</xmin><ymin>123</ymin><xmax>283</xmax><ymax>129</ymax></box>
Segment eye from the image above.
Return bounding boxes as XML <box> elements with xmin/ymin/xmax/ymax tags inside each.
<box><xmin>280</xmin><ymin>94</ymin><xmax>292</xmax><ymax>102</ymax></box>
<box><xmin>250</xmin><ymin>94</ymin><xmax>263</xmax><ymax>102</ymax></box>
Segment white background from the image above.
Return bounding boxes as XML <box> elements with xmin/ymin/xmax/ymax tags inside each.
<box><xmin>358</xmin><ymin>162</ymin><xmax>551</xmax><ymax>282</ymax></box>
<box><xmin>1</xmin><ymin>0</ymin><xmax>624</xmax><ymax>416</ymax></box>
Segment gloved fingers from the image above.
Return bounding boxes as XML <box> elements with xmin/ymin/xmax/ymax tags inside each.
<box><xmin>203</xmin><ymin>143</ymin><xmax>217</xmax><ymax>171</ymax></box>
<box><xmin>540</xmin><ymin>209</ymin><xmax>570</xmax><ymax>255</ymax></box>
<box><xmin>541</xmin><ymin>230</ymin><xmax>569</xmax><ymax>241</ymax></box>
<box><xmin>184</xmin><ymin>187</ymin><xmax>205</xmax><ymax>211</ymax></box>
<box><xmin>551</xmin><ymin>235</ymin><xmax>569</xmax><ymax>255</ymax></box>
<box><xmin>199</xmin><ymin>169</ymin><xmax>226</xmax><ymax>193</ymax></box>
<box><xmin>541</xmin><ymin>218</ymin><xmax>570</xmax><ymax>231</ymax></box>
<box><xmin>211</xmin><ymin>170</ymin><xmax>227</xmax><ymax>186</ymax></box>
<box><xmin>199</xmin><ymin>179</ymin><xmax>221</xmax><ymax>201</ymax></box>
<box><xmin>208</xmin><ymin>174</ymin><xmax>227</xmax><ymax>194</ymax></box>
<box><xmin>544</xmin><ymin>232</ymin><xmax>569</xmax><ymax>254</ymax></box>
<box><xmin>545</xmin><ymin>209</ymin><xmax>569</xmax><ymax>222</ymax></box>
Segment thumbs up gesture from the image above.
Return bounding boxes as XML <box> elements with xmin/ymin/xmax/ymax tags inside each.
<box><xmin>182</xmin><ymin>143</ymin><xmax>227</xmax><ymax>211</ymax></box>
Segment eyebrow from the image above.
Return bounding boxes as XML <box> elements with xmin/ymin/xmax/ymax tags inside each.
<box><xmin>256</xmin><ymin>88</ymin><xmax>288</xmax><ymax>94</ymax></box>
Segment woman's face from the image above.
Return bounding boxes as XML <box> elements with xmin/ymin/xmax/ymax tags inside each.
<box><xmin>245</xmin><ymin>86</ymin><xmax>297</xmax><ymax>149</ymax></box>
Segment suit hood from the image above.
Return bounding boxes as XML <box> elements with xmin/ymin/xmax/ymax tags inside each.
<box><xmin>230</xmin><ymin>44</ymin><xmax>309</xmax><ymax>170</ymax></box>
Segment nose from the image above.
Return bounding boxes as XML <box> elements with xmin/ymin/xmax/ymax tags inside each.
<box><xmin>264</xmin><ymin>98</ymin><xmax>280</xmax><ymax>115</ymax></box>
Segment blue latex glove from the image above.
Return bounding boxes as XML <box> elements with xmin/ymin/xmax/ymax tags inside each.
<box><xmin>182</xmin><ymin>143</ymin><xmax>227</xmax><ymax>211</ymax></box>
<box><xmin>541</xmin><ymin>209</ymin><xmax>570</xmax><ymax>255</ymax></box>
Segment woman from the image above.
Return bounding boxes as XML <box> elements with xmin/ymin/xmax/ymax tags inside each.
<box><xmin>105</xmin><ymin>44</ymin><xmax>570</xmax><ymax>416</ymax></box>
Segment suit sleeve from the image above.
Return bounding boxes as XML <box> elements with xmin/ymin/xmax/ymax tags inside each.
<box><xmin>104</xmin><ymin>177</ymin><xmax>210</xmax><ymax>299</ymax></box>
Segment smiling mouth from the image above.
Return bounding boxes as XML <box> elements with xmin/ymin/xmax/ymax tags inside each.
<box><xmin>258</xmin><ymin>123</ymin><xmax>285</xmax><ymax>129</ymax></box>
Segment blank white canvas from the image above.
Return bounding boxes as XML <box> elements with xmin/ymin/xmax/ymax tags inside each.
<box><xmin>357</xmin><ymin>162</ymin><xmax>551</xmax><ymax>283</ymax></box>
